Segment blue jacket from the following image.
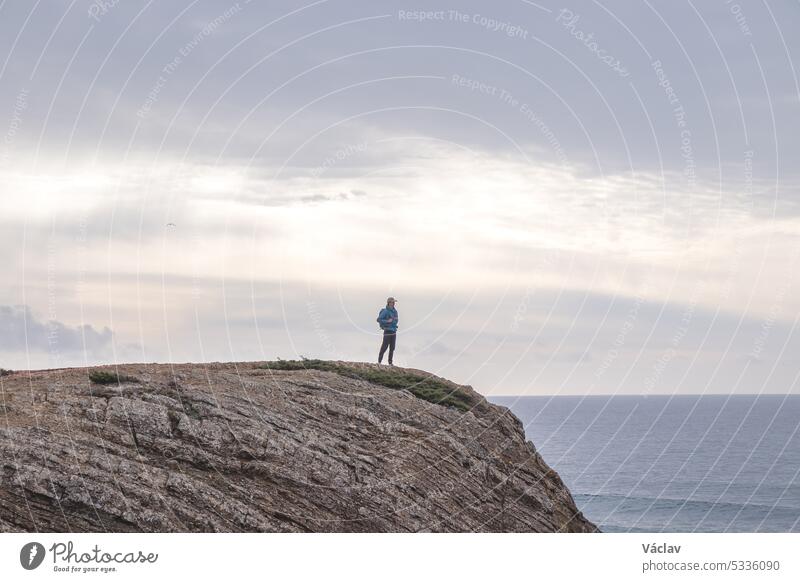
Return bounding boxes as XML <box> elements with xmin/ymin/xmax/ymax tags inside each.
<box><xmin>377</xmin><ymin>307</ymin><xmax>398</xmax><ymax>332</ymax></box>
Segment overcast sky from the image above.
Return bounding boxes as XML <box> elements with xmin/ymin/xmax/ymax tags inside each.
<box><xmin>1</xmin><ymin>0</ymin><xmax>799</xmax><ymax>395</ymax></box>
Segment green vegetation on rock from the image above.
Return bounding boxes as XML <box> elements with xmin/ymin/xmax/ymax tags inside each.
<box><xmin>88</xmin><ymin>370</ymin><xmax>140</xmax><ymax>385</ymax></box>
<box><xmin>261</xmin><ymin>359</ymin><xmax>476</xmax><ymax>412</ymax></box>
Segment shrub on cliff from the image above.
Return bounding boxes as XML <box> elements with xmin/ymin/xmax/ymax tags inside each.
<box><xmin>261</xmin><ymin>359</ymin><xmax>475</xmax><ymax>411</ymax></box>
<box><xmin>88</xmin><ymin>370</ymin><xmax>140</xmax><ymax>385</ymax></box>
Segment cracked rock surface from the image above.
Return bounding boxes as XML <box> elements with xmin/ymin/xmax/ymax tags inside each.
<box><xmin>0</xmin><ymin>362</ymin><xmax>598</xmax><ymax>532</ymax></box>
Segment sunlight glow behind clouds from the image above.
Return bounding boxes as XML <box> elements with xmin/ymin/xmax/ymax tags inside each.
<box><xmin>2</xmin><ymin>141</ymin><xmax>796</xmax><ymax>322</ymax></box>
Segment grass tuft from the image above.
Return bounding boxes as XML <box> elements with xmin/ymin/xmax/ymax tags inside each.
<box><xmin>261</xmin><ymin>359</ymin><xmax>476</xmax><ymax>411</ymax></box>
<box><xmin>88</xmin><ymin>370</ymin><xmax>140</xmax><ymax>385</ymax></box>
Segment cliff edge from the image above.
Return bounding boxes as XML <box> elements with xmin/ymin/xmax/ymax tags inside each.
<box><xmin>0</xmin><ymin>361</ymin><xmax>598</xmax><ymax>532</ymax></box>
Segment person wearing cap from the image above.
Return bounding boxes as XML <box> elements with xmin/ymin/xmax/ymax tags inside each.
<box><xmin>377</xmin><ymin>297</ymin><xmax>399</xmax><ymax>365</ymax></box>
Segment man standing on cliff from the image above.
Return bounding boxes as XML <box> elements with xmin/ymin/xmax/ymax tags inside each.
<box><xmin>377</xmin><ymin>297</ymin><xmax>398</xmax><ymax>365</ymax></box>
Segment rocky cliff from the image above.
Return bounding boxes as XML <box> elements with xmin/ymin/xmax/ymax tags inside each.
<box><xmin>0</xmin><ymin>361</ymin><xmax>598</xmax><ymax>532</ymax></box>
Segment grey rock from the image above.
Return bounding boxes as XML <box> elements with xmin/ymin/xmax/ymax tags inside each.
<box><xmin>0</xmin><ymin>362</ymin><xmax>598</xmax><ymax>532</ymax></box>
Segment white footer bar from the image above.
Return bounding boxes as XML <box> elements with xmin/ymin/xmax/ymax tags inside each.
<box><xmin>1</xmin><ymin>533</ymin><xmax>797</xmax><ymax>581</ymax></box>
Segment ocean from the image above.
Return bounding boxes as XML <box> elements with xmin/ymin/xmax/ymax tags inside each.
<box><xmin>489</xmin><ymin>395</ymin><xmax>800</xmax><ymax>532</ymax></box>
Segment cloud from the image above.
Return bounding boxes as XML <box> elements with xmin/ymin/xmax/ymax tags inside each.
<box><xmin>0</xmin><ymin>1</ymin><xmax>798</xmax><ymax>394</ymax></box>
<box><xmin>415</xmin><ymin>340</ymin><xmax>458</xmax><ymax>356</ymax></box>
<box><xmin>2</xmin><ymin>143</ymin><xmax>798</xmax><ymax>323</ymax></box>
<box><xmin>2</xmin><ymin>1</ymin><xmax>798</xmax><ymax>178</ymax></box>
<box><xmin>0</xmin><ymin>305</ymin><xmax>113</xmax><ymax>355</ymax></box>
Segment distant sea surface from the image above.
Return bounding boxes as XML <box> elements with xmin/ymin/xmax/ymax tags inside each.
<box><xmin>489</xmin><ymin>395</ymin><xmax>800</xmax><ymax>532</ymax></box>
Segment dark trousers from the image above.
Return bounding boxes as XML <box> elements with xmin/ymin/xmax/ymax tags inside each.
<box><xmin>378</xmin><ymin>330</ymin><xmax>396</xmax><ymax>364</ymax></box>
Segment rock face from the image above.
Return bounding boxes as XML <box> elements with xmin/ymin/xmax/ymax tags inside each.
<box><xmin>0</xmin><ymin>362</ymin><xmax>598</xmax><ymax>533</ymax></box>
